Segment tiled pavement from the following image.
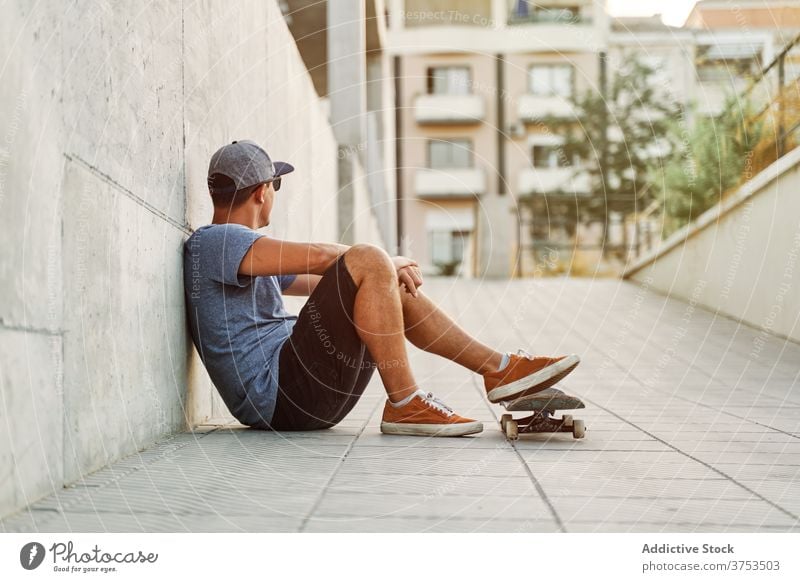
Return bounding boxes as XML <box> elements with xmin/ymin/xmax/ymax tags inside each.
<box><xmin>3</xmin><ymin>277</ymin><xmax>799</xmax><ymax>533</ymax></box>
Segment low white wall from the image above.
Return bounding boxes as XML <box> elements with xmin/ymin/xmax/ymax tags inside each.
<box><xmin>624</xmin><ymin>147</ymin><xmax>800</xmax><ymax>345</ymax></box>
<box><xmin>0</xmin><ymin>0</ymin><xmax>378</xmax><ymax>519</ymax></box>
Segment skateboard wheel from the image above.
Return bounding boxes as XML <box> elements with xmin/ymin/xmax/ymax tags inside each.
<box><xmin>562</xmin><ymin>414</ymin><xmax>573</xmax><ymax>427</ymax></box>
<box><xmin>505</xmin><ymin>420</ymin><xmax>519</xmax><ymax>440</ymax></box>
<box><xmin>572</xmin><ymin>419</ymin><xmax>585</xmax><ymax>439</ymax></box>
<box><xmin>500</xmin><ymin>414</ymin><xmax>512</xmax><ymax>431</ymax></box>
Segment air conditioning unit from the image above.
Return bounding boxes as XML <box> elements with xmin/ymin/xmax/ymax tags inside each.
<box><xmin>507</xmin><ymin>122</ymin><xmax>525</xmax><ymax>139</ymax></box>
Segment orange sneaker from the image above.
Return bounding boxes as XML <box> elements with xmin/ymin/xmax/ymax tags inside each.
<box><xmin>380</xmin><ymin>390</ymin><xmax>483</xmax><ymax>437</ymax></box>
<box><xmin>484</xmin><ymin>350</ymin><xmax>580</xmax><ymax>403</ymax></box>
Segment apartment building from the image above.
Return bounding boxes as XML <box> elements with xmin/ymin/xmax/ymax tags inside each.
<box><xmin>687</xmin><ymin>0</ymin><xmax>800</xmax><ymax>114</ymax></box>
<box><xmin>686</xmin><ymin>0</ymin><xmax>800</xmax><ymax>42</ymax></box>
<box><xmin>388</xmin><ymin>0</ymin><xmax>800</xmax><ymax>279</ymax></box>
<box><xmin>610</xmin><ymin>1</ymin><xmax>800</xmax><ymax>125</ymax></box>
<box><xmin>388</xmin><ymin>0</ymin><xmax>608</xmax><ymax>278</ymax></box>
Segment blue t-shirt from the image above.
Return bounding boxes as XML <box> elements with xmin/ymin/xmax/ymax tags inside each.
<box><xmin>183</xmin><ymin>223</ymin><xmax>297</xmax><ymax>427</ymax></box>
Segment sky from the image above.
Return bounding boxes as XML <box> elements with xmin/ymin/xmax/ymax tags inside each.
<box><xmin>606</xmin><ymin>0</ymin><xmax>699</xmax><ymax>27</ymax></box>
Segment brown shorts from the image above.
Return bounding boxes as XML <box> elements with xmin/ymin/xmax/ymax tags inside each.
<box><xmin>269</xmin><ymin>254</ymin><xmax>375</xmax><ymax>430</ymax></box>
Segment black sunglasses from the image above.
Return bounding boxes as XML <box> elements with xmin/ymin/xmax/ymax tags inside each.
<box><xmin>268</xmin><ymin>177</ymin><xmax>282</xmax><ymax>192</ymax></box>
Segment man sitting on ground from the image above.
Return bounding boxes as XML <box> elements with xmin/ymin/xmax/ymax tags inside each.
<box><xmin>183</xmin><ymin>140</ymin><xmax>580</xmax><ymax>436</ymax></box>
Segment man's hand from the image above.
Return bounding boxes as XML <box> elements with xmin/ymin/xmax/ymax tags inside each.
<box><xmin>392</xmin><ymin>256</ymin><xmax>423</xmax><ymax>297</ymax></box>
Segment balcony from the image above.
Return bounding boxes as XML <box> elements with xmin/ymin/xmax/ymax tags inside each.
<box><xmin>403</xmin><ymin>0</ymin><xmax>492</xmax><ymax>27</ymax></box>
<box><xmin>518</xmin><ymin>167</ymin><xmax>590</xmax><ymax>195</ymax></box>
<box><xmin>389</xmin><ymin>0</ymin><xmax>603</xmax><ymax>53</ymax></box>
<box><xmin>508</xmin><ymin>12</ymin><xmax>592</xmax><ymax>25</ymax></box>
<box><xmin>415</xmin><ymin>167</ymin><xmax>486</xmax><ymax>198</ymax></box>
<box><xmin>414</xmin><ymin>94</ymin><xmax>485</xmax><ymax>125</ymax></box>
<box><xmin>517</xmin><ymin>94</ymin><xmax>575</xmax><ymax>122</ymax></box>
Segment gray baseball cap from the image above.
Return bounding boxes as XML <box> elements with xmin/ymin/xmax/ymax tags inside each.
<box><xmin>207</xmin><ymin>140</ymin><xmax>294</xmax><ymax>195</ymax></box>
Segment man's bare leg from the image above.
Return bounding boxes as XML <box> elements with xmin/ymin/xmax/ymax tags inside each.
<box><xmin>342</xmin><ymin>245</ymin><xmax>488</xmax><ymax>436</ymax></box>
<box><xmin>343</xmin><ymin>245</ymin><xmax>419</xmax><ymax>404</ymax></box>
<box><xmin>397</xmin><ymin>289</ymin><xmax>581</xmax><ymax>404</ymax></box>
<box><xmin>399</xmin><ymin>291</ymin><xmax>504</xmax><ymax>375</ymax></box>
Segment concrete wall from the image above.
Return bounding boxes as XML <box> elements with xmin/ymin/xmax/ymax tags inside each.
<box><xmin>0</xmin><ymin>0</ymin><xmax>380</xmax><ymax>519</ymax></box>
<box><xmin>624</xmin><ymin>146</ymin><xmax>800</xmax><ymax>345</ymax></box>
<box><xmin>339</xmin><ymin>151</ymin><xmax>386</xmax><ymax>247</ymax></box>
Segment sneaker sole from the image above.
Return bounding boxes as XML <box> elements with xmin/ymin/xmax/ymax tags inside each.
<box><xmin>487</xmin><ymin>354</ymin><xmax>580</xmax><ymax>403</ymax></box>
<box><xmin>380</xmin><ymin>420</ymin><xmax>484</xmax><ymax>437</ymax></box>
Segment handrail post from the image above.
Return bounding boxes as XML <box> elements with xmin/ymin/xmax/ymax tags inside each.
<box><xmin>778</xmin><ymin>53</ymin><xmax>786</xmax><ymax>158</ymax></box>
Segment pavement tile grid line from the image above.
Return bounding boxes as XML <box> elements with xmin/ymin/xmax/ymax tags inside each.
<box><xmin>296</xmin><ymin>397</ymin><xmax>383</xmax><ymax>532</ymax></box>
<box><xmin>464</xmin><ymin>282</ymin><xmax>610</xmax><ymax>532</ymax></box>
<box><xmin>544</xmin><ymin>282</ymin><xmax>792</xmax><ymax>405</ymax></box>
<box><xmin>2</xmin><ymin>278</ymin><xmax>799</xmax><ymax>533</ymax></box>
<box><xmin>482</xmin><ymin>279</ymin><xmax>800</xmax><ymax>531</ymax></box>
<box><xmin>542</xmin><ymin>283</ymin><xmax>800</xmax><ymax>407</ymax></box>
<box><xmin>446</xmin><ymin>280</ymin><xmax>575</xmax><ymax>529</ymax></box>
<box><xmin>0</xmin><ymin>430</ymin><xmax>226</xmax><ymax>532</ymax></box>
<box><xmin>299</xmin><ymin>282</ymin><xmax>563</xmax><ymax>532</ymax></box>
<box><xmin>400</xmin><ymin>278</ymin><xmax>793</xmax><ymax>532</ymax></box>
<box><xmin>458</xmin><ymin>281</ymin><xmax>568</xmax><ymax>531</ymax></box>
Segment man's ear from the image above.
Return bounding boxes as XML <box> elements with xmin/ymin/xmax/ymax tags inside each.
<box><xmin>255</xmin><ymin>183</ymin><xmax>267</xmax><ymax>203</ymax></box>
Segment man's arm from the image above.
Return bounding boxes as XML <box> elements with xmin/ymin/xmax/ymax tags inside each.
<box><xmin>240</xmin><ymin>237</ymin><xmax>423</xmax><ymax>296</ymax></box>
<box><xmin>238</xmin><ymin>238</ymin><xmax>349</xmax><ymax>277</ymax></box>
<box><xmin>283</xmin><ymin>262</ymin><xmax>421</xmax><ymax>297</ymax></box>
<box><xmin>283</xmin><ymin>274</ymin><xmax>322</xmax><ymax>296</ymax></box>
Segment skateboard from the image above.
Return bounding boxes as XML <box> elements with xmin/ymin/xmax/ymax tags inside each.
<box><xmin>499</xmin><ymin>388</ymin><xmax>586</xmax><ymax>440</ymax></box>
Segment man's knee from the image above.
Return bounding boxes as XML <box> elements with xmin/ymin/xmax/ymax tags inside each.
<box><xmin>346</xmin><ymin>243</ymin><xmax>390</xmax><ymax>263</ymax></box>
<box><xmin>344</xmin><ymin>244</ymin><xmax>394</xmax><ymax>284</ymax></box>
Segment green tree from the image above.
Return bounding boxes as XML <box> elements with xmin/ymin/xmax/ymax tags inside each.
<box><xmin>654</xmin><ymin>97</ymin><xmax>763</xmax><ymax>235</ymax></box>
<box><xmin>527</xmin><ymin>54</ymin><xmax>679</xmax><ymax>243</ymax></box>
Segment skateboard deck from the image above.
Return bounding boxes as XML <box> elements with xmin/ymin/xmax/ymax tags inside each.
<box><xmin>499</xmin><ymin>388</ymin><xmax>586</xmax><ymax>440</ymax></box>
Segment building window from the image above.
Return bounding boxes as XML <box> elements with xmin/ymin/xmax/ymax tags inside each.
<box><xmin>510</xmin><ymin>2</ymin><xmax>584</xmax><ymax>24</ymax></box>
<box><xmin>528</xmin><ymin>64</ymin><xmax>573</xmax><ymax>98</ymax></box>
<box><xmin>695</xmin><ymin>42</ymin><xmax>762</xmax><ymax>83</ymax></box>
<box><xmin>532</xmin><ymin>144</ymin><xmax>570</xmax><ymax>169</ymax></box>
<box><xmin>697</xmin><ymin>60</ymin><xmax>757</xmax><ymax>83</ymax></box>
<box><xmin>428</xmin><ymin>139</ymin><xmax>473</xmax><ymax>169</ymax></box>
<box><xmin>430</xmin><ymin>230</ymin><xmax>469</xmax><ymax>271</ymax></box>
<box><xmin>427</xmin><ymin>66</ymin><xmax>471</xmax><ymax>95</ymax></box>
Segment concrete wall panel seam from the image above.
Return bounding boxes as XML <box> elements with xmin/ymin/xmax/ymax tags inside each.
<box><xmin>65</xmin><ymin>153</ymin><xmax>192</xmax><ymax>235</ymax></box>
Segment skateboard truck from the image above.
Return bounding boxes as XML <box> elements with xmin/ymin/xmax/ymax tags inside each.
<box><xmin>498</xmin><ymin>388</ymin><xmax>586</xmax><ymax>440</ymax></box>
<box><xmin>500</xmin><ymin>411</ymin><xmax>585</xmax><ymax>440</ymax></box>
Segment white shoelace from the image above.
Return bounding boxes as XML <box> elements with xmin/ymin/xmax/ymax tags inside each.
<box><xmin>421</xmin><ymin>391</ymin><xmax>454</xmax><ymax>417</ymax></box>
<box><xmin>516</xmin><ymin>348</ymin><xmax>534</xmax><ymax>359</ymax></box>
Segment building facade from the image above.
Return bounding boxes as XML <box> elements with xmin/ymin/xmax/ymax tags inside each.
<box><xmin>388</xmin><ymin>0</ymin><xmax>608</xmax><ymax>278</ymax></box>
<box><xmin>390</xmin><ymin>0</ymin><xmax>800</xmax><ymax>278</ymax></box>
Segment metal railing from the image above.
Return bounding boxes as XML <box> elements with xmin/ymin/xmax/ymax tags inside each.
<box><xmin>740</xmin><ymin>32</ymin><xmax>800</xmax><ymax>160</ymax></box>
<box><xmin>518</xmin><ymin>34</ymin><xmax>800</xmax><ymax>275</ymax></box>
<box><xmin>623</xmin><ymin>33</ymin><xmax>800</xmax><ymax>264</ymax></box>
